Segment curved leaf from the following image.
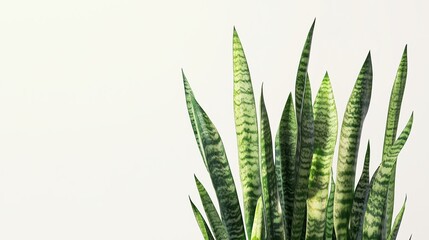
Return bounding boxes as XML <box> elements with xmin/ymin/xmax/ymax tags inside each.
<box><xmin>251</xmin><ymin>197</ymin><xmax>265</xmax><ymax>240</ymax></box>
<box><xmin>334</xmin><ymin>52</ymin><xmax>373</xmax><ymax>239</ymax></box>
<box><xmin>190</xmin><ymin>197</ymin><xmax>215</xmax><ymax>240</ymax></box>
<box><xmin>233</xmin><ymin>28</ymin><xmax>261</xmax><ymax>238</ymax></box>
<box><xmin>306</xmin><ymin>73</ymin><xmax>338</xmax><ymax>240</ymax></box>
<box><xmin>195</xmin><ymin>176</ymin><xmax>229</xmax><ymax>240</ymax></box>
<box><xmin>387</xmin><ymin>196</ymin><xmax>407</xmax><ymax>240</ymax></box>
<box><xmin>189</xmin><ymin>92</ymin><xmax>246</xmax><ymax>240</ymax></box>
<box><xmin>349</xmin><ymin>142</ymin><xmax>371</xmax><ymax>240</ymax></box>
<box><xmin>363</xmin><ymin>113</ymin><xmax>413</xmax><ymax>240</ymax></box>
<box><xmin>382</xmin><ymin>46</ymin><xmax>408</xmax><ymax>235</ymax></box>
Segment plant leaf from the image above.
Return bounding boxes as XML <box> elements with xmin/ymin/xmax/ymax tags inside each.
<box><xmin>233</xmin><ymin>27</ymin><xmax>261</xmax><ymax>238</ymax></box>
<box><xmin>349</xmin><ymin>142</ymin><xmax>371</xmax><ymax>240</ymax></box>
<box><xmin>275</xmin><ymin>92</ymin><xmax>297</xmax><ymax>238</ymax></box>
<box><xmin>251</xmin><ymin>197</ymin><xmax>265</xmax><ymax>240</ymax></box>
<box><xmin>306</xmin><ymin>73</ymin><xmax>338</xmax><ymax>240</ymax></box>
<box><xmin>291</xmin><ymin>76</ymin><xmax>314</xmax><ymax>239</ymax></box>
<box><xmin>182</xmin><ymin>71</ymin><xmax>208</xmax><ymax>169</ymax></box>
<box><xmin>387</xmin><ymin>196</ymin><xmax>407</xmax><ymax>240</ymax></box>
<box><xmin>260</xmin><ymin>86</ymin><xmax>285</xmax><ymax>240</ymax></box>
<box><xmin>190</xmin><ymin>197</ymin><xmax>216</xmax><ymax>240</ymax></box>
<box><xmin>382</xmin><ymin>46</ymin><xmax>408</xmax><ymax>236</ymax></box>
<box><xmin>334</xmin><ymin>52</ymin><xmax>373</xmax><ymax>239</ymax></box>
<box><xmin>195</xmin><ymin>176</ymin><xmax>229</xmax><ymax>240</ymax></box>
<box><xmin>295</xmin><ymin>19</ymin><xmax>316</xmax><ymax>122</ymax></box>
<box><xmin>189</xmin><ymin>92</ymin><xmax>246</xmax><ymax>240</ymax></box>
<box><xmin>324</xmin><ymin>172</ymin><xmax>335</xmax><ymax>240</ymax></box>
<box><xmin>363</xmin><ymin>113</ymin><xmax>413</xmax><ymax>240</ymax></box>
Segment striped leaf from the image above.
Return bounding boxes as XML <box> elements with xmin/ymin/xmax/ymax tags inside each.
<box><xmin>195</xmin><ymin>176</ymin><xmax>229</xmax><ymax>240</ymax></box>
<box><xmin>306</xmin><ymin>73</ymin><xmax>338</xmax><ymax>240</ymax></box>
<box><xmin>324</xmin><ymin>172</ymin><xmax>335</xmax><ymax>240</ymax></box>
<box><xmin>275</xmin><ymin>92</ymin><xmax>297</xmax><ymax>238</ymax></box>
<box><xmin>182</xmin><ymin>71</ymin><xmax>208</xmax><ymax>169</ymax></box>
<box><xmin>387</xmin><ymin>196</ymin><xmax>407</xmax><ymax>240</ymax></box>
<box><xmin>260</xmin><ymin>87</ymin><xmax>285</xmax><ymax>240</ymax></box>
<box><xmin>349</xmin><ymin>142</ymin><xmax>371</xmax><ymax>240</ymax></box>
<box><xmin>291</xmin><ymin>76</ymin><xmax>314</xmax><ymax>239</ymax></box>
<box><xmin>188</xmin><ymin>91</ymin><xmax>246</xmax><ymax>240</ymax></box>
<box><xmin>233</xmin><ymin>28</ymin><xmax>261</xmax><ymax>238</ymax></box>
<box><xmin>295</xmin><ymin>19</ymin><xmax>316</xmax><ymax>121</ymax></box>
<box><xmin>363</xmin><ymin>113</ymin><xmax>413</xmax><ymax>240</ymax></box>
<box><xmin>382</xmin><ymin>46</ymin><xmax>408</xmax><ymax>235</ymax></box>
<box><xmin>251</xmin><ymin>197</ymin><xmax>265</xmax><ymax>240</ymax></box>
<box><xmin>190</xmin><ymin>197</ymin><xmax>216</xmax><ymax>240</ymax></box>
<box><xmin>334</xmin><ymin>52</ymin><xmax>373</xmax><ymax>239</ymax></box>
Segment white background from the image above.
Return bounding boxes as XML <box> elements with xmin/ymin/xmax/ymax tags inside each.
<box><xmin>0</xmin><ymin>0</ymin><xmax>428</xmax><ymax>239</ymax></box>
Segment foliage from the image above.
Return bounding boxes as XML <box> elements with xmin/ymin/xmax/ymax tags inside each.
<box><xmin>183</xmin><ymin>20</ymin><xmax>412</xmax><ymax>240</ymax></box>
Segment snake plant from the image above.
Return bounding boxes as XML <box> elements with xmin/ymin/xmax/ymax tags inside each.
<box><xmin>183</xmin><ymin>20</ymin><xmax>412</xmax><ymax>240</ymax></box>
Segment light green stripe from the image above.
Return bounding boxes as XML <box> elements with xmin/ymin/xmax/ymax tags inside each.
<box><xmin>251</xmin><ymin>197</ymin><xmax>265</xmax><ymax>240</ymax></box>
<box><xmin>233</xmin><ymin>28</ymin><xmax>261</xmax><ymax>238</ymax></box>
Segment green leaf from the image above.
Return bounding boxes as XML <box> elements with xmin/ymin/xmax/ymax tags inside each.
<box><xmin>382</xmin><ymin>46</ymin><xmax>408</xmax><ymax>236</ymax></box>
<box><xmin>188</xmin><ymin>90</ymin><xmax>246</xmax><ymax>240</ymax></box>
<box><xmin>334</xmin><ymin>52</ymin><xmax>373</xmax><ymax>239</ymax></box>
<box><xmin>363</xmin><ymin>113</ymin><xmax>413</xmax><ymax>240</ymax></box>
<box><xmin>349</xmin><ymin>142</ymin><xmax>371</xmax><ymax>240</ymax></box>
<box><xmin>233</xmin><ymin>27</ymin><xmax>261</xmax><ymax>238</ymax></box>
<box><xmin>190</xmin><ymin>197</ymin><xmax>215</xmax><ymax>240</ymax></box>
<box><xmin>295</xmin><ymin>19</ymin><xmax>316</xmax><ymax>122</ymax></box>
<box><xmin>324</xmin><ymin>172</ymin><xmax>335</xmax><ymax>240</ymax></box>
<box><xmin>251</xmin><ymin>197</ymin><xmax>265</xmax><ymax>240</ymax></box>
<box><xmin>387</xmin><ymin>196</ymin><xmax>407</xmax><ymax>240</ymax></box>
<box><xmin>195</xmin><ymin>176</ymin><xmax>229</xmax><ymax>240</ymax></box>
<box><xmin>291</xmin><ymin>76</ymin><xmax>314</xmax><ymax>239</ymax></box>
<box><xmin>260</xmin><ymin>86</ymin><xmax>285</xmax><ymax>240</ymax></box>
<box><xmin>306</xmin><ymin>73</ymin><xmax>338</xmax><ymax>240</ymax></box>
<box><xmin>275</xmin><ymin>93</ymin><xmax>297</xmax><ymax>238</ymax></box>
<box><xmin>182</xmin><ymin>71</ymin><xmax>208</xmax><ymax>169</ymax></box>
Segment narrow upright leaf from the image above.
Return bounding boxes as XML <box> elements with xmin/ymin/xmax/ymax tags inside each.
<box><xmin>382</xmin><ymin>46</ymin><xmax>408</xmax><ymax>235</ymax></box>
<box><xmin>334</xmin><ymin>53</ymin><xmax>373</xmax><ymax>239</ymax></box>
<box><xmin>260</xmin><ymin>87</ymin><xmax>285</xmax><ymax>240</ymax></box>
<box><xmin>275</xmin><ymin>93</ymin><xmax>297</xmax><ymax>238</ymax></box>
<box><xmin>363</xmin><ymin>113</ymin><xmax>413</xmax><ymax>240</ymax></box>
<box><xmin>306</xmin><ymin>73</ymin><xmax>338</xmax><ymax>240</ymax></box>
<box><xmin>387</xmin><ymin>196</ymin><xmax>407</xmax><ymax>240</ymax></box>
<box><xmin>195</xmin><ymin>176</ymin><xmax>229</xmax><ymax>240</ymax></box>
<box><xmin>251</xmin><ymin>197</ymin><xmax>265</xmax><ymax>240</ymax></box>
<box><xmin>190</xmin><ymin>197</ymin><xmax>215</xmax><ymax>240</ymax></box>
<box><xmin>324</xmin><ymin>173</ymin><xmax>335</xmax><ymax>240</ymax></box>
<box><xmin>295</xmin><ymin>19</ymin><xmax>316</xmax><ymax>120</ymax></box>
<box><xmin>349</xmin><ymin>142</ymin><xmax>371</xmax><ymax>240</ymax></box>
<box><xmin>291</xmin><ymin>77</ymin><xmax>314</xmax><ymax>239</ymax></box>
<box><xmin>188</xmin><ymin>92</ymin><xmax>246</xmax><ymax>240</ymax></box>
<box><xmin>233</xmin><ymin>28</ymin><xmax>261</xmax><ymax>238</ymax></box>
<box><xmin>182</xmin><ymin>71</ymin><xmax>207</xmax><ymax>169</ymax></box>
